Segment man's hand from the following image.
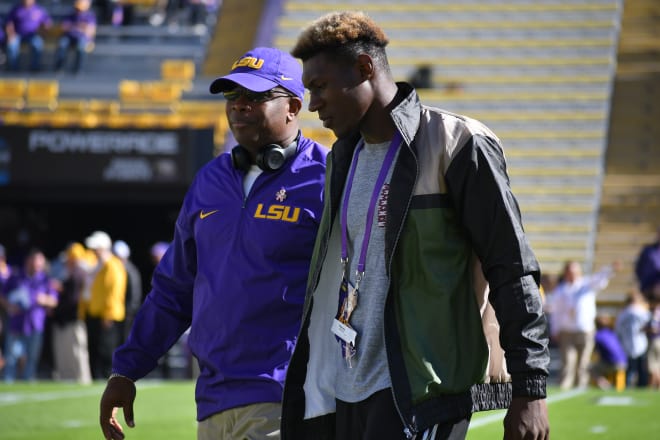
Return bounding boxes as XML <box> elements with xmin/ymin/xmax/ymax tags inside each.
<box><xmin>99</xmin><ymin>375</ymin><xmax>137</xmax><ymax>440</ymax></box>
<box><xmin>503</xmin><ymin>396</ymin><xmax>549</xmax><ymax>440</ymax></box>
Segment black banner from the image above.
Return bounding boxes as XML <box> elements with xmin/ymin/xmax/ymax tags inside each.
<box><xmin>0</xmin><ymin>125</ymin><xmax>214</xmax><ymax>187</ymax></box>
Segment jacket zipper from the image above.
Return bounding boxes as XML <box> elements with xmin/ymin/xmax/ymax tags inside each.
<box><xmin>386</xmin><ymin>137</ymin><xmax>419</xmax><ymax>439</ymax></box>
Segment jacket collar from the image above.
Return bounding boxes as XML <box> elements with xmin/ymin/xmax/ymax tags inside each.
<box><xmin>389</xmin><ymin>82</ymin><xmax>422</xmax><ymax>147</ymax></box>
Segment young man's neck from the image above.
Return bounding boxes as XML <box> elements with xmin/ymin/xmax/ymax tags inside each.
<box><xmin>361</xmin><ymin>80</ymin><xmax>399</xmax><ymax>144</ymax></box>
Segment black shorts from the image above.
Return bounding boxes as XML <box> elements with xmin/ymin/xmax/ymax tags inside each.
<box><xmin>334</xmin><ymin>388</ymin><xmax>471</xmax><ymax>440</ymax></box>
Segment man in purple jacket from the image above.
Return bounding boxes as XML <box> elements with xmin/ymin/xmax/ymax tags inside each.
<box><xmin>2</xmin><ymin>248</ymin><xmax>58</xmax><ymax>382</ymax></box>
<box><xmin>53</xmin><ymin>0</ymin><xmax>96</xmax><ymax>74</ymax></box>
<box><xmin>4</xmin><ymin>0</ymin><xmax>51</xmax><ymax>71</ymax></box>
<box><xmin>99</xmin><ymin>47</ymin><xmax>329</xmax><ymax>440</ymax></box>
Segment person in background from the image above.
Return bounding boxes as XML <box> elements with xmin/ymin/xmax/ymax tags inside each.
<box><xmin>149</xmin><ymin>241</ymin><xmax>168</xmax><ymax>267</ymax></box>
<box><xmin>0</xmin><ymin>244</ymin><xmax>15</xmax><ymax>372</ymax></box>
<box><xmin>635</xmin><ymin>226</ymin><xmax>660</xmax><ymax>302</ymax></box>
<box><xmin>615</xmin><ymin>288</ymin><xmax>651</xmax><ymax>388</ymax></box>
<box><xmin>84</xmin><ymin>230</ymin><xmax>127</xmax><ymax>380</ymax></box>
<box><xmin>550</xmin><ymin>260</ymin><xmax>621</xmax><ymax>390</ymax></box>
<box><xmin>2</xmin><ymin>248</ymin><xmax>58</xmax><ymax>382</ymax></box>
<box><xmin>3</xmin><ymin>0</ymin><xmax>52</xmax><ymax>71</ymax></box>
<box><xmin>98</xmin><ymin>47</ymin><xmax>328</xmax><ymax>440</ymax></box>
<box><xmin>646</xmin><ymin>296</ymin><xmax>660</xmax><ymax>389</ymax></box>
<box><xmin>591</xmin><ymin>314</ymin><xmax>627</xmax><ymax>390</ymax></box>
<box><xmin>112</xmin><ymin>240</ymin><xmax>142</xmax><ymax>342</ymax></box>
<box><xmin>407</xmin><ymin>64</ymin><xmax>433</xmax><ymax>89</ymax></box>
<box><xmin>147</xmin><ymin>239</ymin><xmax>174</xmax><ymax>378</ymax></box>
<box><xmin>540</xmin><ymin>272</ymin><xmax>560</xmax><ymax>347</ymax></box>
<box><xmin>0</xmin><ymin>19</ymin><xmax>6</xmax><ymax>68</ymax></box>
<box><xmin>53</xmin><ymin>0</ymin><xmax>96</xmax><ymax>74</ymax></box>
<box><xmin>282</xmin><ymin>11</ymin><xmax>549</xmax><ymax>440</ymax></box>
<box><xmin>51</xmin><ymin>242</ymin><xmax>93</xmax><ymax>384</ymax></box>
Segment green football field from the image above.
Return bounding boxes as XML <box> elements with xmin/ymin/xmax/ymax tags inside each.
<box><xmin>1</xmin><ymin>381</ymin><xmax>659</xmax><ymax>439</ymax></box>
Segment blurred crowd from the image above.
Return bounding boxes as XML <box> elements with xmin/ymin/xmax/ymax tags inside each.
<box><xmin>542</xmin><ymin>226</ymin><xmax>660</xmax><ymax>391</ymax></box>
<box><xmin>0</xmin><ymin>231</ymin><xmax>188</xmax><ymax>383</ymax></box>
<box><xmin>1</xmin><ymin>226</ymin><xmax>658</xmax><ymax>387</ymax></box>
<box><xmin>0</xmin><ymin>0</ymin><xmax>220</xmax><ymax>73</ymax></box>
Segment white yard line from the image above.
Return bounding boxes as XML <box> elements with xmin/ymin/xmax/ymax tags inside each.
<box><xmin>0</xmin><ymin>381</ymin><xmax>163</xmax><ymax>406</ymax></box>
<box><xmin>468</xmin><ymin>388</ymin><xmax>587</xmax><ymax>430</ymax></box>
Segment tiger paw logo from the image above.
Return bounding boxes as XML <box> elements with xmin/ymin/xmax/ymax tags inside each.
<box><xmin>275</xmin><ymin>187</ymin><xmax>287</xmax><ymax>202</ymax></box>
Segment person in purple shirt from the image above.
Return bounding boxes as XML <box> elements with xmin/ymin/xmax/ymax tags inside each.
<box><xmin>636</xmin><ymin>226</ymin><xmax>660</xmax><ymax>301</ymax></box>
<box><xmin>53</xmin><ymin>0</ymin><xmax>96</xmax><ymax>74</ymax></box>
<box><xmin>2</xmin><ymin>248</ymin><xmax>58</xmax><ymax>382</ymax></box>
<box><xmin>4</xmin><ymin>0</ymin><xmax>52</xmax><ymax>71</ymax></box>
<box><xmin>592</xmin><ymin>314</ymin><xmax>627</xmax><ymax>389</ymax></box>
<box><xmin>98</xmin><ymin>47</ymin><xmax>329</xmax><ymax>440</ymax></box>
<box><xmin>0</xmin><ymin>244</ymin><xmax>14</xmax><ymax>372</ymax></box>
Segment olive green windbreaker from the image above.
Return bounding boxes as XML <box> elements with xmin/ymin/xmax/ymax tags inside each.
<box><xmin>282</xmin><ymin>83</ymin><xmax>549</xmax><ymax>438</ymax></box>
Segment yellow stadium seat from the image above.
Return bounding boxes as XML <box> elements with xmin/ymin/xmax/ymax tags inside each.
<box><xmin>1</xmin><ymin>111</ymin><xmax>27</xmax><ymax>125</ymax></box>
<box><xmin>175</xmin><ymin>100</ymin><xmax>225</xmax><ymax>115</ymax></box>
<box><xmin>23</xmin><ymin>111</ymin><xmax>55</xmax><ymax>127</ymax></box>
<box><xmin>88</xmin><ymin>99</ymin><xmax>120</xmax><ymax>115</ymax></box>
<box><xmin>119</xmin><ymin>80</ymin><xmax>181</xmax><ymax>112</ymax></box>
<box><xmin>132</xmin><ymin>112</ymin><xmax>163</xmax><ymax>128</ymax></box>
<box><xmin>105</xmin><ymin>113</ymin><xmax>136</xmax><ymax>129</ymax></box>
<box><xmin>146</xmin><ymin>81</ymin><xmax>183</xmax><ymax>105</ymax></box>
<box><xmin>50</xmin><ymin>111</ymin><xmax>79</xmax><ymax>127</ymax></box>
<box><xmin>161</xmin><ymin>113</ymin><xmax>185</xmax><ymax>129</ymax></box>
<box><xmin>119</xmin><ymin>80</ymin><xmax>145</xmax><ymax>104</ymax></box>
<box><xmin>120</xmin><ymin>0</ymin><xmax>158</xmax><ymax>6</ymax></box>
<box><xmin>0</xmin><ymin>79</ymin><xmax>27</xmax><ymax>110</ymax></box>
<box><xmin>26</xmin><ymin>80</ymin><xmax>59</xmax><ymax>111</ymax></box>
<box><xmin>56</xmin><ymin>99</ymin><xmax>88</xmax><ymax>114</ymax></box>
<box><xmin>79</xmin><ymin>112</ymin><xmax>101</xmax><ymax>128</ymax></box>
<box><xmin>161</xmin><ymin>59</ymin><xmax>196</xmax><ymax>91</ymax></box>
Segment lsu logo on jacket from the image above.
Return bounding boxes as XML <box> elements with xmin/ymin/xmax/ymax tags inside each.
<box><xmin>253</xmin><ymin>203</ymin><xmax>300</xmax><ymax>223</ymax></box>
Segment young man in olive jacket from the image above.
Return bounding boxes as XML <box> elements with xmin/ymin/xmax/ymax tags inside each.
<box><xmin>281</xmin><ymin>11</ymin><xmax>550</xmax><ymax>440</ymax></box>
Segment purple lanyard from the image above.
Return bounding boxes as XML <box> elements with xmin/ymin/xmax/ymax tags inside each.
<box><xmin>340</xmin><ymin>132</ymin><xmax>402</xmax><ymax>280</ymax></box>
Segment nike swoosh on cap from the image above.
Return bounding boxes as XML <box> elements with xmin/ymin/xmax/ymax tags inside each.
<box><xmin>280</xmin><ymin>75</ymin><xmax>293</xmax><ymax>80</ymax></box>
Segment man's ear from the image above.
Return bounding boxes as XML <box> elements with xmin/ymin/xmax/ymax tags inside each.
<box><xmin>287</xmin><ymin>97</ymin><xmax>303</xmax><ymax>121</ymax></box>
<box><xmin>356</xmin><ymin>53</ymin><xmax>375</xmax><ymax>80</ymax></box>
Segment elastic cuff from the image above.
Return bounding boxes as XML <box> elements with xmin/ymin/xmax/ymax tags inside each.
<box><xmin>511</xmin><ymin>374</ymin><xmax>547</xmax><ymax>398</ymax></box>
<box><xmin>108</xmin><ymin>372</ymin><xmax>134</xmax><ymax>382</ymax></box>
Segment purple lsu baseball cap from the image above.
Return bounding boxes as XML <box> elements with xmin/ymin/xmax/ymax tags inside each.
<box><xmin>209</xmin><ymin>47</ymin><xmax>304</xmax><ymax>100</ymax></box>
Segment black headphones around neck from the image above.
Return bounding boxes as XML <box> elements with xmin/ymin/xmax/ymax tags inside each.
<box><xmin>231</xmin><ymin>132</ymin><xmax>300</xmax><ymax>172</ymax></box>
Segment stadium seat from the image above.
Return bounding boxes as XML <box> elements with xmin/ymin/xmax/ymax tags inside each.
<box><xmin>161</xmin><ymin>59</ymin><xmax>196</xmax><ymax>92</ymax></box>
<box><xmin>0</xmin><ymin>79</ymin><xmax>27</xmax><ymax>111</ymax></box>
<box><xmin>119</xmin><ymin>80</ymin><xmax>182</xmax><ymax>112</ymax></box>
<box><xmin>88</xmin><ymin>99</ymin><xmax>121</xmax><ymax>115</ymax></box>
<box><xmin>146</xmin><ymin>81</ymin><xmax>183</xmax><ymax>106</ymax></box>
<box><xmin>0</xmin><ymin>111</ymin><xmax>26</xmax><ymax>126</ymax></box>
<box><xmin>118</xmin><ymin>80</ymin><xmax>146</xmax><ymax>104</ymax></box>
<box><xmin>26</xmin><ymin>80</ymin><xmax>60</xmax><ymax>111</ymax></box>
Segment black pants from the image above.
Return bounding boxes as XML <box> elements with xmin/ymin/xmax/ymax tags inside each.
<box><xmin>304</xmin><ymin>389</ymin><xmax>471</xmax><ymax>440</ymax></box>
<box><xmin>86</xmin><ymin>317</ymin><xmax>121</xmax><ymax>379</ymax></box>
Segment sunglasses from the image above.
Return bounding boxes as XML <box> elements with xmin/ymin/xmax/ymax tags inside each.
<box><xmin>222</xmin><ymin>88</ymin><xmax>294</xmax><ymax>103</ymax></box>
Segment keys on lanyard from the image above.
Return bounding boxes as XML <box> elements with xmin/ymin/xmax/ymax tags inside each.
<box><xmin>332</xmin><ymin>261</ymin><xmax>362</xmax><ymax>368</ymax></box>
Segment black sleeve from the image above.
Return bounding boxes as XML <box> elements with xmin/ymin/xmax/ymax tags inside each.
<box><xmin>445</xmin><ymin>134</ymin><xmax>549</xmax><ymax>396</ymax></box>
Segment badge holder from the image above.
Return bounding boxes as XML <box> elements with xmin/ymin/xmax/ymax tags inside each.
<box><xmin>331</xmin><ymin>260</ymin><xmax>361</xmax><ymax>368</ymax></box>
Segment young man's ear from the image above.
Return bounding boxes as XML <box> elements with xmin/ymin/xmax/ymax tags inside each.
<box><xmin>356</xmin><ymin>53</ymin><xmax>375</xmax><ymax>80</ymax></box>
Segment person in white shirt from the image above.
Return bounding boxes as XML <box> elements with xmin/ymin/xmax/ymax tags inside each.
<box><xmin>615</xmin><ymin>289</ymin><xmax>651</xmax><ymax>388</ymax></box>
<box><xmin>550</xmin><ymin>260</ymin><xmax>620</xmax><ymax>389</ymax></box>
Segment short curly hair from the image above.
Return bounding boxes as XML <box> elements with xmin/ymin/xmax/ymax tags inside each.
<box><xmin>291</xmin><ymin>11</ymin><xmax>390</xmax><ymax>69</ymax></box>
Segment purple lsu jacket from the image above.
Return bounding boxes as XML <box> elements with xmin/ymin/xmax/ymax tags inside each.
<box><xmin>112</xmin><ymin>135</ymin><xmax>328</xmax><ymax>421</ymax></box>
